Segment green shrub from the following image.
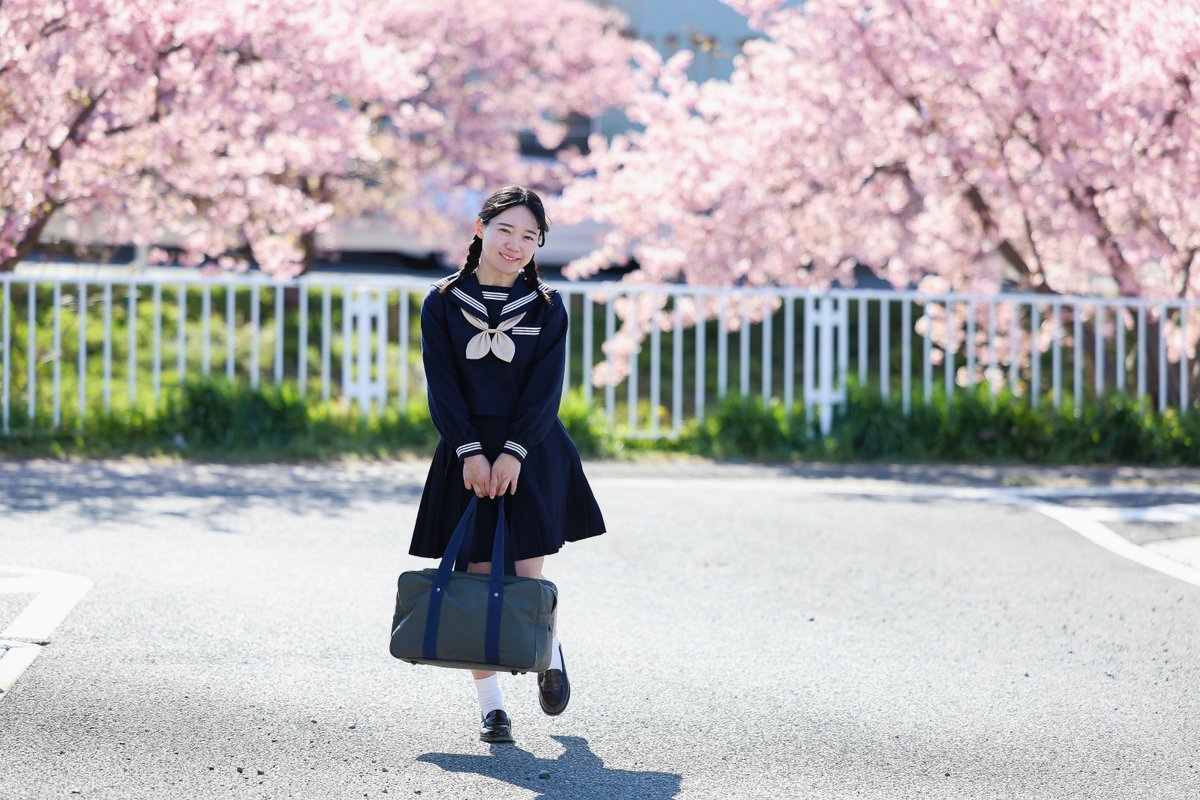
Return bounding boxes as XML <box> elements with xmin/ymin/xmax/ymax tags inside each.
<box><xmin>828</xmin><ymin>385</ymin><xmax>917</xmax><ymax>460</ymax></box>
<box><xmin>6</xmin><ymin>371</ymin><xmax>1200</xmax><ymax>466</ymax></box>
<box><xmin>174</xmin><ymin>377</ymin><xmax>309</xmax><ymax>450</ymax></box>
<box><xmin>685</xmin><ymin>395</ymin><xmax>794</xmax><ymax>461</ymax></box>
<box><xmin>559</xmin><ymin>388</ymin><xmax>617</xmax><ymax>459</ymax></box>
<box><xmin>820</xmin><ymin>385</ymin><xmax>1200</xmax><ymax>466</ymax></box>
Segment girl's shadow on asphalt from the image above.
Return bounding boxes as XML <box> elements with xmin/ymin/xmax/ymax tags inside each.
<box><xmin>417</xmin><ymin>734</ymin><xmax>682</xmax><ymax>799</ymax></box>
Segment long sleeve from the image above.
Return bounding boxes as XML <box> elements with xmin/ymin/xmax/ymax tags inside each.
<box><xmin>502</xmin><ymin>297</ymin><xmax>568</xmax><ymax>463</ymax></box>
<box><xmin>420</xmin><ymin>290</ymin><xmax>482</xmax><ymax>460</ymax></box>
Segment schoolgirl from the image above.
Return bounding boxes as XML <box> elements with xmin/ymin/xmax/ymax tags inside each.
<box><xmin>409</xmin><ymin>185</ymin><xmax>606</xmax><ymax>743</ymax></box>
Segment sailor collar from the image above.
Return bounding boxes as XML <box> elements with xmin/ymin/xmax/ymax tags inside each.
<box><xmin>439</xmin><ymin>272</ymin><xmax>551</xmax><ymax>324</ymax></box>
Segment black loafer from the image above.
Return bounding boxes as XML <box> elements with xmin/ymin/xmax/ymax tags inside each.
<box><xmin>537</xmin><ymin>646</ymin><xmax>570</xmax><ymax>716</ymax></box>
<box><xmin>480</xmin><ymin>709</ymin><xmax>514</xmax><ymax>744</ymax></box>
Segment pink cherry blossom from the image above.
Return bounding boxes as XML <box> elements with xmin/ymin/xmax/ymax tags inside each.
<box><xmin>562</xmin><ymin>0</ymin><xmax>1200</xmax><ymax>391</ymax></box>
<box><xmin>0</xmin><ymin>0</ymin><xmax>636</xmax><ymax>274</ymax></box>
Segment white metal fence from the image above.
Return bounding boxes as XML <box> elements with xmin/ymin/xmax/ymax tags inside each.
<box><xmin>2</xmin><ymin>269</ymin><xmax>1199</xmax><ymax>438</ymax></box>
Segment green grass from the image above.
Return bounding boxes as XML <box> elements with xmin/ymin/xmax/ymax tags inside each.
<box><xmin>674</xmin><ymin>384</ymin><xmax>1200</xmax><ymax>466</ymax></box>
<box><xmin>5</xmin><ymin>280</ymin><xmax>1199</xmax><ymax>464</ymax></box>
<box><xmin>1</xmin><ymin>281</ymin><xmax>423</xmax><ymax>434</ymax></box>
<box><xmin>5</xmin><ymin>372</ymin><xmax>1199</xmax><ymax>466</ymax></box>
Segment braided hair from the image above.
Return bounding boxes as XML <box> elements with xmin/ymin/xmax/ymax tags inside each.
<box><xmin>522</xmin><ymin>256</ymin><xmax>550</xmax><ymax>300</ymax></box>
<box><xmin>461</xmin><ymin>234</ymin><xmax>483</xmax><ymax>281</ymax></box>
<box><xmin>440</xmin><ymin>185</ymin><xmax>553</xmax><ymax>305</ymax></box>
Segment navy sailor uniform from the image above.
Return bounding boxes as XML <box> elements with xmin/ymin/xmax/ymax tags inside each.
<box><xmin>410</xmin><ymin>272</ymin><xmax>606</xmax><ymax>563</ymax></box>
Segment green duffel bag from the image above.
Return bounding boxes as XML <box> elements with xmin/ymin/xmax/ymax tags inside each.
<box><xmin>389</xmin><ymin>496</ymin><xmax>557</xmax><ymax>674</ymax></box>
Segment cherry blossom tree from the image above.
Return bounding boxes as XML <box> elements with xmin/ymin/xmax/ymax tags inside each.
<box><xmin>0</xmin><ymin>0</ymin><xmax>635</xmax><ymax>275</ymax></box>
<box><xmin>561</xmin><ymin>0</ymin><xmax>1200</xmax><ymax>396</ymax></box>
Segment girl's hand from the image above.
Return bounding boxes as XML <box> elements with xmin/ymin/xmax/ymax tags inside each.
<box><xmin>463</xmin><ymin>454</ymin><xmax>492</xmax><ymax>497</ymax></box>
<box><xmin>488</xmin><ymin>453</ymin><xmax>521</xmax><ymax>498</ymax></box>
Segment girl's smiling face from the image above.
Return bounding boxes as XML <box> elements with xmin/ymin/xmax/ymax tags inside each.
<box><xmin>474</xmin><ymin>205</ymin><xmax>542</xmax><ymax>287</ymax></box>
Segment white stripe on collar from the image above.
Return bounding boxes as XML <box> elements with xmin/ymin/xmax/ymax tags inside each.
<box><xmin>451</xmin><ymin>287</ymin><xmax>488</xmax><ymax>315</ymax></box>
<box><xmin>481</xmin><ymin>291</ymin><xmax>508</xmax><ymax>300</ymax></box>
<box><xmin>501</xmin><ymin>291</ymin><xmax>537</xmax><ymax>316</ymax></box>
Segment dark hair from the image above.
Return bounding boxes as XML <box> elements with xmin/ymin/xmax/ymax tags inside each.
<box><xmin>441</xmin><ymin>185</ymin><xmax>553</xmax><ymax>304</ymax></box>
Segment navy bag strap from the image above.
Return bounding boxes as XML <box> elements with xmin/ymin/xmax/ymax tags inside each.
<box><xmin>423</xmin><ymin>497</ymin><xmax>516</xmax><ymax>664</ymax></box>
<box><xmin>483</xmin><ymin>498</ymin><xmax>510</xmax><ymax>665</ymax></box>
<box><xmin>422</xmin><ymin>497</ymin><xmax>479</xmax><ymax>660</ymax></box>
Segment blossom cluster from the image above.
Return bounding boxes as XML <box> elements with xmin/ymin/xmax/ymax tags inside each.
<box><xmin>561</xmin><ymin>0</ymin><xmax>1200</xmax><ymax>386</ymax></box>
<box><xmin>0</xmin><ymin>0</ymin><xmax>636</xmax><ymax>275</ymax></box>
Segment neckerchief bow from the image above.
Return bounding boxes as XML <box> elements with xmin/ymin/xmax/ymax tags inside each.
<box><xmin>461</xmin><ymin>310</ymin><xmax>526</xmax><ymax>362</ymax></box>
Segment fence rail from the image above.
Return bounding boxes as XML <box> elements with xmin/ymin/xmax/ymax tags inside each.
<box><xmin>3</xmin><ymin>268</ymin><xmax>1199</xmax><ymax>438</ymax></box>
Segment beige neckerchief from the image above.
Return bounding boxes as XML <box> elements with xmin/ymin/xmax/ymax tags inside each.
<box><xmin>461</xmin><ymin>309</ymin><xmax>526</xmax><ymax>362</ymax></box>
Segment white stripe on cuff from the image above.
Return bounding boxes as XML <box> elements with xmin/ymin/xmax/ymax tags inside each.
<box><xmin>456</xmin><ymin>441</ymin><xmax>483</xmax><ymax>458</ymax></box>
<box><xmin>503</xmin><ymin>440</ymin><xmax>528</xmax><ymax>459</ymax></box>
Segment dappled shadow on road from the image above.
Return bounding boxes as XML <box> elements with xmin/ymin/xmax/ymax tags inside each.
<box><xmin>418</xmin><ymin>735</ymin><xmax>682</xmax><ymax>800</ymax></box>
<box><xmin>0</xmin><ymin>459</ymin><xmax>425</xmax><ymax>530</ymax></box>
<box><xmin>8</xmin><ymin>457</ymin><xmax>1190</xmax><ymax>534</ymax></box>
<box><xmin>609</xmin><ymin>460</ymin><xmax>1200</xmax><ymax>488</ymax></box>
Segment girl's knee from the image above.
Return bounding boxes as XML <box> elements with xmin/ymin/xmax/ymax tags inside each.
<box><xmin>468</xmin><ymin>557</ymin><xmax>544</xmax><ymax>578</ymax></box>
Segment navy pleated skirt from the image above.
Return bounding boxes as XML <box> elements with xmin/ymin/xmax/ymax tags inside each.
<box><xmin>409</xmin><ymin>415</ymin><xmax>606</xmax><ymax>563</ymax></box>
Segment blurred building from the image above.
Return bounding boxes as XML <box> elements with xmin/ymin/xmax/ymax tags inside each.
<box><xmin>600</xmin><ymin>1</ymin><xmax>764</xmax><ymax>88</ymax></box>
<box><xmin>510</xmin><ymin>1</ymin><xmax>803</xmax><ymax>271</ymax></box>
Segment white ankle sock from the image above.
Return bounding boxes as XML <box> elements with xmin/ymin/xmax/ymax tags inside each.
<box><xmin>549</xmin><ymin>635</ymin><xmax>563</xmax><ymax>671</ymax></box>
<box><xmin>474</xmin><ymin>675</ymin><xmax>505</xmax><ymax>717</ymax></box>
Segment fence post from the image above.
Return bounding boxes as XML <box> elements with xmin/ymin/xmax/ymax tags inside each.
<box><xmin>901</xmin><ymin>298</ymin><xmax>912</xmax><ymax>414</ymax></box>
<box><xmin>6</xmin><ymin>271</ymin><xmax>1200</xmax><ymax>442</ymax></box>
<box><xmin>27</xmin><ymin>280</ymin><xmax>37</xmax><ymax>424</ymax></box>
<box><xmin>80</xmin><ymin>281</ymin><xmax>89</xmax><ymax>428</ymax></box>
<box><xmin>53</xmin><ymin>282</ymin><xmax>62</xmax><ymax>428</ymax></box>
<box><xmin>803</xmin><ymin>295</ymin><xmax>814</xmax><ymax>432</ymax></box>
<box><xmin>398</xmin><ymin>287</ymin><xmax>410</xmax><ymax>407</ymax></box>
<box><xmin>345</xmin><ymin>287</ymin><xmax>387</xmax><ymax>415</ymax></box>
<box><xmin>2</xmin><ymin>280</ymin><xmax>9</xmax><ymax>434</ymax></box>
<box><xmin>804</xmin><ymin>295</ymin><xmax>848</xmax><ymax>436</ymax></box>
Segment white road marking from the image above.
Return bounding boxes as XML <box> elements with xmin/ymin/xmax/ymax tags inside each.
<box><xmin>0</xmin><ymin>565</ymin><xmax>93</xmax><ymax>699</ymax></box>
<box><xmin>1143</xmin><ymin>536</ymin><xmax>1200</xmax><ymax>571</ymax></box>
<box><xmin>0</xmin><ymin>642</ymin><xmax>42</xmax><ymax>699</ymax></box>
<box><xmin>1080</xmin><ymin>503</ymin><xmax>1200</xmax><ymax>523</ymax></box>
<box><xmin>1028</xmin><ymin>503</ymin><xmax>1200</xmax><ymax>589</ymax></box>
<box><xmin>595</xmin><ymin>477</ymin><xmax>1200</xmax><ymax>588</ymax></box>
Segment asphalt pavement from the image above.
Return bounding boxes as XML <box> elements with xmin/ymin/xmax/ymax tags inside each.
<box><xmin>1</xmin><ymin>458</ymin><xmax>1198</xmax><ymax>799</ymax></box>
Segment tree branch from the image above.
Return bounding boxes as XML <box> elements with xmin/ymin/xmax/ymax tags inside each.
<box><xmin>48</xmin><ymin>90</ymin><xmax>107</xmax><ymax>169</ymax></box>
<box><xmin>857</xmin><ymin>12</ymin><xmax>1044</xmax><ymax>290</ymax></box>
<box><xmin>1180</xmin><ymin>247</ymin><xmax>1198</xmax><ymax>299</ymax></box>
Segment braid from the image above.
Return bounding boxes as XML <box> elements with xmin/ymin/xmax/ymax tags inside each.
<box><xmin>524</xmin><ymin>256</ymin><xmax>553</xmax><ymax>305</ymax></box>
<box><xmin>464</xmin><ymin>235</ymin><xmax>482</xmax><ymax>276</ymax></box>
<box><xmin>438</xmin><ymin>236</ymin><xmax>483</xmax><ymax>294</ymax></box>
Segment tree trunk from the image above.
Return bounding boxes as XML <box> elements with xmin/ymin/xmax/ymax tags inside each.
<box><xmin>298</xmin><ymin>228</ymin><xmax>318</xmax><ymax>277</ymax></box>
<box><xmin>0</xmin><ymin>206</ymin><xmax>60</xmax><ymax>272</ymax></box>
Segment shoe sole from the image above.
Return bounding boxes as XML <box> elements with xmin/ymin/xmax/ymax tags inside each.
<box><xmin>480</xmin><ymin>733</ymin><xmax>515</xmax><ymax>744</ymax></box>
<box><xmin>539</xmin><ymin>648</ymin><xmax>571</xmax><ymax>716</ymax></box>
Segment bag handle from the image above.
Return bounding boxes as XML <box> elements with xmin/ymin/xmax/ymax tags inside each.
<box><xmin>423</xmin><ymin>497</ymin><xmax>514</xmax><ymax>664</ymax></box>
<box><xmin>483</xmin><ymin>499</ymin><xmax>508</xmax><ymax>664</ymax></box>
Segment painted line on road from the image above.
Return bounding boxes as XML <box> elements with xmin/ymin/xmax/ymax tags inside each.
<box><xmin>594</xmin><ymin>477</ymin><xmax>1200</xmax><ymax>588</ymax></box>
<box><xmin>1080</xmin><ymin>503</ymin><xmax>1200</xmax><ymax>523</ymax></box>
<box><xmin>0</xmin><ymin>643</ymin><xmax>43</xmax><ymax>699</ymax></box>
<box><xmin>0</xmin><ymin>565</ymin><xmax>93</xmax><ymax>700</ymax></box>
<box><xmin>1143</xmin><ymin>536</ymin><xmax>1200</xmax><ymax>571</ymax></box>
<box><xmin>1027</xmin><ymin>502</ymin><xmax>1200</xmax><ymax>589</ymax></box>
